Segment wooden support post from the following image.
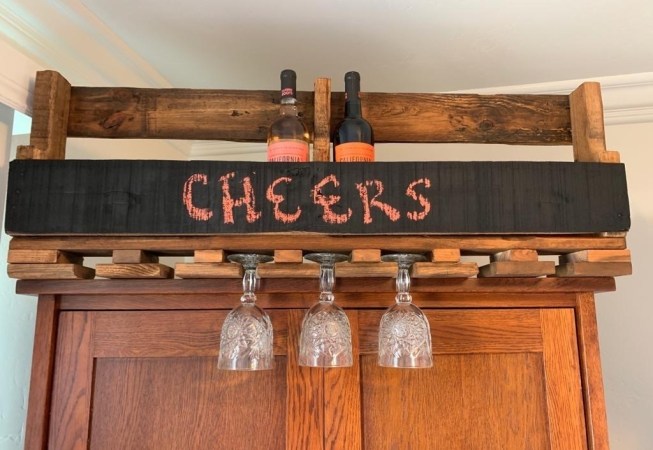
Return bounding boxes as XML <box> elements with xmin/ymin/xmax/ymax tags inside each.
<box><xmin>17</xmin><ymin>70</ymin><xmax>71</xmax><ymax>160</ymax></box>
<box><xmin>479</xmin><ymin>249</ymin><xmax>555</xmax><ymax>278</ymax></box>
<box><xmin>569</xmin><ymin>82</ymin><xmax>607</xmax><ymax>162</ymax></box>
<box><xmin>274</xmin><ymin>250</ymin><xmax>304</xmax><ymax>264</ymax></box>
<box><xmin>313</xmin><ymin>77</ymin><xmax>331</xmax><ymax>161</ymax></box>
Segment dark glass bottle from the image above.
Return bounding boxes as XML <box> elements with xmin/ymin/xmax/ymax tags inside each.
<box><xmin>267</xmin><ymin>69</ymin><xmax>310</xmax><ymax>162</ymax></box>
<box><xmin>333</xmin><ymin>71</ymin><xmax>374</xmax><ymax>162</ymax></box>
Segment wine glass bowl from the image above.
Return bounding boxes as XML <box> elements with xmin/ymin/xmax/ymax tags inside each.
<box><xmin>298</xmin><ymin>253</ymin><xmax>353</xmax><ymax>368</ymax></box>
<box><xmin>217</xmin><ymin>254</ymin><xmax>275</xmax><ymax>371</ymax></box>
<box><xmin>378</xmin><ymin>253</ymin><xmax>433</xmax><ymax>369</ymax></box>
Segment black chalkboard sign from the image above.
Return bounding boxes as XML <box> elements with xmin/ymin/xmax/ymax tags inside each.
<box><xmin>5</xmin><ymin>160</ymin><xmax>630</xmax><ymax>235</ymax></box>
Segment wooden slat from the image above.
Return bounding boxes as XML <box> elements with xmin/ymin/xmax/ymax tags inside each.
<box><xmin>174</xmin><ymin>262</ymin><xmax>242</xmax><ymax>278</ymax></box>
<box><xmin>193</xmin><ymin>249</ymin><xmax>226</xmax><ymax>263</ymax></box>
<box><xmin>19</xmin><ymin>70</ymin><xmax>71</xmax><ymax>160</ymax></box>
<box><xmin>331</xmin><ymin>92</ymin><xmax>571</xmax><ymax>144</ymax></box>
<box><xmin>359</xmin><ymin>309</ymin><xmax>544</xmax><ymax>355</ymax></box>
<box><xmin>8</xmin><ymin>235</ymin><xmax>627</xmax><ymax>255</ymax></box>
<box><xmin>15</xmin><ymin>277</ymin><xmax>617</xmax><ymax>296</ymax></box>
<box><xmin>600</xmin><ymin>150</ymin><xmax>621</xmax><ymax>163</ymax></box>
<box><xmin>411</xmin><ymin>262</ymin><xmax>478</xmax><ymax>278</ymax></box>
<box><xmin>569</xmin><ymin>82</ymin><xmax>607</xmax><ymax>162</ymax></box>
<box><xmin>8</xmin><ymin>249</ymin><xmax>81</xmax><ymax>264</ymax></box>
<box><xmin>287</xmin><ymin>309</ymin><xmax>324</xmax><ymax>450</ymax></box>
<box><xmin>8</xmin><ymin>263</ymin><xmax>95</xmax><ymax>280</ymax></box>
<box><xmin>112</xmin><ymin>250</ymin><xmax>158</xmax><ymax>264</ymax></box>
<box><xmin>324</xmin><ymin>311</ymin><xmax>362</xmax><ymax>450</ymax></box>
<box><xmin>313</xmin><ymin>77</ymin><xmax>331</xmax><ymax>161</ymax></box>
<box><xmin>562</xmin><ymin>249</ymin><xmax>631</xmax><ymax>263</ymax></box>
<box><xmin>273</xmin><ymin>249</ymin><xmax>304</xmax><ymax>264</ymax></box>
<box><xmin>540</xmin><ymin>308</ymin><xmax>588</xmax><ymax>448</ymax></box>
<box><xmin>575</xmin><ymin>293</ymin><xmax>610</xmax><ymax>450</ymax></box>
<box><xmin>257</xmin><ymin>263</ymin><xmax>319</xmax><ymax>278</ymax></box>
<box><xmin>335</xmin><ymin>262</ymin><xmax>397</xmax><ymax>277</ymax></box>
<box><xmin>491</xmin><ymin>249</ymin><xmax>538</xmax><ymax>262</ymax></box>
<box><xmin>479</xmin><ymin>261</ymin><xmax>556</xmax><ymax>278</ymax></box>
<box><xmin>95</xmin><ymin>263</ymin><xmax>173</xmax><ymax>279</ymax></box>
<box><xmin>67</xmin><ymin>86</ymin><xmax>314</xmax><ymax>141</ymax></box>
<box><xmin>350</xmin><ymin>249</ymin><xmax>381</xmax><ymax>263</ymax></box>
<box><xmin>556</xmin><ymin>262</ymin><xmax>632</xmax><ymax>277</ymax></box>
<box><xmin>24</xmin><ymin>295</ymin><xmax>59</xmax><ymax>450</ymax></box>
<box><xmin>430</xmin><ymin>249</ymin><xmax>461</xmax><ymax>262</ymax></box>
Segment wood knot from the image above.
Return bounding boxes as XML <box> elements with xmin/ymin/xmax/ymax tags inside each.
<box><xmin>100</xmin><ymin>112</ymin><xmax>133</xmax><ymax>130</ymax></box>
<box><xmin>479</xmin><ymin>119</ymin><xmax>494</xmax><ymax>132</ymax></box>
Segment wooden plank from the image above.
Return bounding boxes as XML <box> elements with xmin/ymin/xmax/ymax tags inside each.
<box><xmin>350</xmin><ymin>249</ymin><xmax>381</xmax><ymax>263</ymax></box>
<box><xmin>95</xmin><ymin>263</ymin><xmax>173</xmax><ymax>279</ymax></box>
<box><xmin>491</xmin><ymin>248</ymin><xmax>538</xmax><ymax>262</ymax></box>
<box><xmin>430</xmin><ymin>249</ymin><xmax>460</xmax><ymax>262</ymax></box>
<box><xmin>411</xmin><ymin>262</ymin><xmax>478</xmax><ymax>278</ymax></box>
<box><xmin>24</xmin><ymin>295</ymin><xmax>59</xmax><ymax>450</ymax></box>
<box><xmin>8</xmin><ymin>263</ymin><xmax>95</xmax><ymax>280</ymax></box>
<box><xmin>193</xmin><ymin>249</ymin><xmax>226</xmax><ymax>263</ymax></box>
<box><xmin>257</xmin><ymin>263</ymin><xmax>319</xmax><ymax>278</ymax></box>
<box><xmin>49</xmin><ymin>312</ymin><xmax>93</xmax><ymax>449</ymax></box>
<box><xmin>575</xmin><ymin>293</ymin><xmax>610</xmax><ymax>450</ymax></box>
<box><xmin>324</xmin><ymin>311</ymin><xmax>362</xmax><ymax>450</ymax></box>
<box><xmin>286</xmin><ymin>309</ymin><xmax>324</xmax><ymax>450</ymax></box>
<box><xmin>569</xmin><ymin>82</ymin><xmax>607</xmax><ymax>162</ymax></box>
<box><xmin>556</xmin><ymin>262</ymin><xmax>632</xmax><ymax>277</ymax></box>
<box><xmin>561</xmin><ymin>249</ymin><xmax>631</xmax><ymax>263</ymax></box>
<box><xmin>15</xmin><ymin>277</ymin><xmax>617</xmax><ymax>296</ymax></box>
<box><xmin>335</xmin><ymin>262</ymin><xmax>397</xmax><ymax>277</ymax></box>
<box><xmin>7</xmin><ymin>235</ymin><xmax>628</xmax><ymax>255</ymax></box>
<box><xmin>112</xmin><ymin>249</ymin><xmax>158</xmax><ymax>263</ymax></box>
<box><xmin>20</xmin><ymin>70</ymin><xmax>71</xmax><ymax>160</ymax></box>
<box><xmin>6</xmin><ymin>160</ymin><xmax>630</xmax><ymax>235</ymax></box>
<box><xmin>273</xmin><ymin>249</ymin><xmax>304</xmax><ymax>263</ymax></box>
<box><xmin>174</xmin><ymin>262</ymin><xmax>242</xmax><ymax>278</ymax></box>
<box><xmin>330</xmin><ymin>92</ymin><xmax>571</xmax><ymax>144</ymax></box>
<box><xmin>478</xmin><ymin>261</ymin><xmax>556</xmax><ymax>278</ymax></box>
<box><xmin>540</xmin><ymin>309</ymin><xmax>588</xmax><ymax>449</ymax></box>
<box><xmin>67</xmin><ymin>86</ymin><xmax>314</xmax><ymax>141</ymax></box>
<box><xmin>313</xmin><ymin>77</ymin><xmax>331</xmax><ymax>161</ymax></box>
<box><xmin>8</xmin><ymin>249</ymin><xmax>81</xmax><ymax>264</ymax></box>
<box><xmin>600</xmin><ymin>150</ymin><xmax>621</xmax><ymax>163</ymax></box>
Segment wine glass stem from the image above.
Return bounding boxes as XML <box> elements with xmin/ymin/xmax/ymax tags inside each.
<box><xmin>319</xmin><ymin>265</ymin><xmax>335</xmax><ymax>303</ymax></box>
<box><xmin>242</xmin><ymin>268</ymin><xmax>258</xmax><ymax>303</ymax></box>
<box><xmin>396</xmin><ymin>265</ymin><xmax>412</xmax><ymax>304</ymax></box>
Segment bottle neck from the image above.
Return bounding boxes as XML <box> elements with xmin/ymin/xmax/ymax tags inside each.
<box><xmin>280</xmin><ymin>96</ymin><xmax>299</xmax><ymax>116</ymax></box>
<box><xmin>344</xmin><ymin>77</ymin><xmax>362</xmax><ymax>118</ymax></box>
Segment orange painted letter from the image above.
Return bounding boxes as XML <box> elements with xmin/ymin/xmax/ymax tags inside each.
<box><xmin>311</xmin><ymin>174</ymin><xmax>352</xmax><ymax>224</ymax></box>
<box><xmin>219</xmin><ymin>172</ymin><xmax>262</xmax><ymax>224</ymax></box>
<box><xmin>355</xmin><ymin>180</ymin><xmax>401</xmax><ymax>224</ymax></box>
<box><xmin>183</xmin><ymin>173</ymin><xmax>213</xmax><ymax>221</ymax></box>
<box><xmin>406</xmin><ymin>178</ymin><xmax>431</xmax><ymax>221</ymax></box>
<box><xmin>266</xmin><ymin>177</ymin><xmax>302</xmax><ymax>223</ymax></box>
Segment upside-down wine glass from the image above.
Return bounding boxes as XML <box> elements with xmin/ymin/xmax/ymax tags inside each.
<box><xmin>298</xmin><ymin>253</ymin><xmax>353</xmax><ymax>367</ymax></box>
<box><xmin>378</xmin><ymin>253</ymin><xmax>433</xmax><ymax>368</ymax></box>
<box><xmin>217</xmin><ymin>254</ymin><xmax>274</xmax><ymax>371</ymax></box>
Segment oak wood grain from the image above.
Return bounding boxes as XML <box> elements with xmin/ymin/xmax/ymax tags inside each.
<box><xmin>562</xmin><ymin>249</ymin><xmax>631</xmax><ymax>263</ymax></box>
<box><xmin>111</xmin><ymin>249</ymin><xmax>158</xmax><ymax>263</ymax></box>
<box><xmin>273</xmin><ymin>249</ymin><xmax>304</xmax><ymax>263</ymax></box>
<box><xmin>479</xmin><ymin>260</ymin><xmax>556</xmax><ymax>277</ymax></box>
<box><xmin>95</xmin><ymin>263</ymin><xmax>173</xmax><ymax>279</ymax></box>
<box><xmin>174</xmin><ymin>262</ymin><xmax>243</xmax><ymax>278</ymax></box>
<box><xmin>312</xmin><ymin>77</ymin><xmax>331</xmax><ymax>161</ymax></box>
<box><xmin>569</xmin><ymin>82</ymin><xmax>607</xmax><ymax>162</ymax></box>
<box><xmin>556</xmin><ymin>262</ymin><xmax>632</xmax><ymax>277</ymax></box>
<box><xmin>8</xmin><ymin>263</ymin><xmax>95</xmax><ymax>280</ymax></box>
<box><xmin>193</xmin><ymin>249</ymin><xmax>226</xmax><ymax>263</ymax></box>
<box><xmin>411</xmin><ymin>261</ymin><xmax>479</xmax><ymax>278</ymax></box>
<box><xmin>429</xmin><ymin>248</ymin><xmax>461</xmax><ymax>262</ymax></box>
<box><xmin>8</xmin><ymin>249</ymin><xmax>81</xmax><ymax>264</ymax></box>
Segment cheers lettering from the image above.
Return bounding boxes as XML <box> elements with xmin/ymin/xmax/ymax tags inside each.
<box><xmin>183</xmin><ymin>172</ymin><xmax>432</xmax><ymax>225</ymax></box>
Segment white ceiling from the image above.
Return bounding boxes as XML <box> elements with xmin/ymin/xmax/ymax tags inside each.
<box><xmin>81</xmin><ymin>0</ymin><xmax>653</xmax><ymax>92</ymax></box>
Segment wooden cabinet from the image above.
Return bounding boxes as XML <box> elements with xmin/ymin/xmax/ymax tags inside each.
<box><xmin>27</xmin><ymin>288</ymin><xmax>606</xmax><ymax>450</ymax></box>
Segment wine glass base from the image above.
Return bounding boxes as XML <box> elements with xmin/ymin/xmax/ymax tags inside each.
<box><xmin>227</xmin><ymin>253</ymin><xmax>274</xmax><ymax>269</ymax></box>
<box><xmin>305</xmin><ymin>253</ymin><xmax>349</xmax><ymax>265</ymax></box>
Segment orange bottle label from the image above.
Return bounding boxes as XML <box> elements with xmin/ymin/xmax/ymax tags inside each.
<box><xmin>267</xmin><ymin>140</ymin><xmax>309</xmax><ymax>162</ymax></box>
<box><xmin>335</xmin><ymin>142</ymin><xmax>375</xmax><ymax>162</ymax></box>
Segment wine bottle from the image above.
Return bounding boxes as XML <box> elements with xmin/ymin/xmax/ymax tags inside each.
<box><xmin>267</xmin><ymin>69</ymin><xmax>310</xmax><ymax>162</ymax></box>
<box><xmin>333</xmin><ymin>71</ymin><xmax>374</xmax><ymax>162</ymax></box>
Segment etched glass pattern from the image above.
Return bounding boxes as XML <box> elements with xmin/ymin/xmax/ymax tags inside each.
<box><xmin>378</xmin><ymin>303</ymin><xmax>432</xmax><ymax>368</ymax></box>
<box><xmin>299</xmin><ymin>303</ymin><xmax>353</xmax><ymax>367</ymax></box>
<box><xmin>218</xmin><ymin>303</ymin><xmax>274</xmax><ymax>370</ymax></box>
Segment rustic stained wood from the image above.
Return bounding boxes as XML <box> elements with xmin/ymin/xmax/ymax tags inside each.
<box><xmin>67</xmin><ymin>86</ymin><xmax>314</xmax><ymax>141</ymax></box>
<box><xmin>556</xmin><ymin>261</ymin><xmax>632</xmax><ymax>277</ymax></box>
<box><xmin>491</xmin><ymin>248</ymin><xmax>538</xmax><ymax>262</ymax></box>
<box><xmin>273</xmin><ymin>250</ymin><xmax>304</xmax><ymax>263</ymax></box>
<box><xmin>313</xmin><ymin>77</ymin><xmax>331</xmax><ymax>161</ymax></box>
<box><xmin>193</xmin><ymin>249</ymin><xmax>226</xmax><ymax>263</ymax></box>
<box><xmin>8</xmin><ymin>263</ymin><xmax>95</xmax><ymax>280</ymax></box>
<box><xmin>111</xmin><ymin>249</ymin><xmax>158</xmax><ymax>264</ymax></box>
<box><xmin>95</xmin><ymin>263</ymin><xmax>173</xmax><ymax>279</ymax></box>
<box><xmin>479</xmin><ymin>261</ymin><xmax>556</xmax><ymax>278</ymax></box>
<box><xmin>257</xmin><ymin>263</ymin><xmax>320</xmax><ymax>278</ymax></box>
<box><xmin>7</xmin><ymin>235</ymin><xmax>627</xmax><ymax>255</ymax></box>
<box><xmin>430</xmin><ymin>249</ymin><xmax>461</xmax><ymax>262</ymax></box>
<box><xmin>411</xmin><ymin>261</ymin><xmax>479</xmax><ymax>278</ymax></box>
<box><xmin>562</xmin><ymin>249</ymin><xmax>631</xmax><ymax>263</ymax></box>
<box><xmin>335</xmin><ymin>262</ymin><xmax>398</xmax><ymax>277</ymax></box>
<box><xmin>17</xmin><ymin>70</ymin><xmax>70</xmax><ymax>160</ymax></box>
<box><xmin>569</xmin><ymin>82</ymin><xmax>607</xmax><ymax>162</ymax></box>
<box><xmin>8</xmin><ymin>249</ymin><xmax>82</xmax><ymax>264</ymax></box>
<box><xmin>173</xmin><ymin>262</ymin><xmax>242</xmax><ymax>279</ymax></box>
<box><xmin>350</xmin><ymin>249</ymin><xmax>381</xmax><ymax>263</ymax></box>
